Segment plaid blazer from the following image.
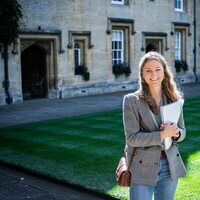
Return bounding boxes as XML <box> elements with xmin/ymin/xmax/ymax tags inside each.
<box><xmin>123</xmin><ymin>92</ymin><xmax>186</xmax><ymax>186</ymax></box>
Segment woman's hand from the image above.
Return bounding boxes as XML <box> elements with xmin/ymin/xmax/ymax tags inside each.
<box><xmin>160</xmin><ymin>122</ymin><xmax>180</xmax><ymax>140</ymax></box>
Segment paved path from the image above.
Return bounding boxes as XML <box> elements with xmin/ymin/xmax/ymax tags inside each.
<box><xmin>0</xmin><ymin>82</ymin><xmax>199</xmax><ymax>128</ymax></box>
<box><xmin>0</xmin><ymin>163</ymin><xmax>112</xmax><ymax>200</ymax></box>
<box><xmin>0</xmin><ymin>91</ymin><xmax>126</xmax><ymax>128</ymax></box>
<box><xmin>0</xmin><ymin>82</ymin><xmax>199</xmax><ymax>200</ymax></box>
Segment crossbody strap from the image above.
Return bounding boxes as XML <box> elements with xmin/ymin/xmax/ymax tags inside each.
<box><xmin>127</xmin><ymin>147</ymin><xmax>136</xmax><ymax>171</ymax></box>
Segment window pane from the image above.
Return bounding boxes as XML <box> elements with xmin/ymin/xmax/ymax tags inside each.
<box><xmin>112</xmin><ymin>30</ymin><xmax>124</xmax><ymax>64</ymax></box>
<box><xmin>175</xmin><ymin>0</ymin><xmax>183</xmax><ymax>11</ymax></box>
<box><xmin>115</xmin><ymin>41</ymin><xmax>118</xmax><ymax>49</ymax></box>
<box><xmin>119</xmin><ymin>41</ymin><xmax>122</xmax><ymax>49</ymax></box>
<box><xmin>111</xmin><ymin>0</ymin><xmax>125</xmax><ymax>5</ymax></box>
<box><xmin>174</xmin><ymin>31</ymin><xmax>181</xmax><ymax>60</ymax></box>
<box><xmin>118</xmin><ymin>51</ymin><xmax>121</xmax><ymax>59</ymax></box>
<box><xmin>74</xmin><ymin>49</ymin><xmax>80</xmax><ymax>67</ymax></box>
<box><xmin>114</xmin><ymin>51</ymin><xmax>117</xmax><ymax>59</ymax></box>
<box><xmin>74</xmin><ymin>50</ymin><xmax>78</xmax><ymax>66</ymax></box>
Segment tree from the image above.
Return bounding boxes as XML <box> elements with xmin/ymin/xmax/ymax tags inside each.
<box><xmin>0</xmin><ymin>0</ymin><xmax>22</xmax><ymax>104</ymax></box>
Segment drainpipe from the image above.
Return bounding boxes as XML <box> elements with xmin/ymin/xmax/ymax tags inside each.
<box><xmin>193</xmin><ymin>0</ymin><xmax>198</xmax><ymax>82</ymax></box>
<box><xmin>3</xmin><ymin>41</ymin><xmax>12</xmax><ymax>104</ymax></box>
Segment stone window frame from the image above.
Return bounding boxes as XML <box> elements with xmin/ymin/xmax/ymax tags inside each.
<box><xmin>67</xmin><ymin>31</ymin><xmax>94</xmax><ymax>77</ymax></box>
<box><xmin>107</xmin><ymin>18</ymin><xmax>135</xmax><ymax>67</ymax></box>
<box><xmin>67</xmin><ymin>31</ymin><xmax>94</xmax><ymax>49</ymax></box>
<box><xmin>106</xmin><ymin>18</ymin><xmax>135</xmax><ymax>35</ymax></box>
<box><xmin>171</xmin><ymin>22</ymin><xmax>191</xmax><ymax>60</ymax></box>
<box><xmin>141</xmin><ymin>32</ymin><xmax>169</xmax><ymax>53</ymax></box>
<box><xmin>170</xmin><ymin>22</ymin><xmax>192</xmax><ymax>36</ymax></box>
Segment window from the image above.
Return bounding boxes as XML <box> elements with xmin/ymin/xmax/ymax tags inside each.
<box><xmin>74</xmin><ymin>43</ymin><xmax>81</xmax><ymax>67</ymax></box>
<box><xmin>174</xmin><ymin>32</ymin><xmax>181</xmax><ymax>60</ymax></box>
<box><xmin>67</xmin><ymin>31</ymin><xmax>93</xmax><ymax>80</ymax></box>
<box><xmin>74</xmin><ymin>41</ymin><xmax>85</xmax><ymax>75</ymax></box>
<box><xmin>141</xmin><ymin>32</ymin><xmax>168</xmax><ymax>54</ymax></box>
<box><xmin>174</xmin><ymin>30</ymin><xmax>189</xmax><ymax>73</ymax></box>
<box><xmin>111</xmin><ymin>0</ymin><xmax>125</xmax><ymax>5</ymax></box>
<box><xmin>172</xmin><ymin>23</ymin><xmax>191</xmax><ymax>61</ymax></box>
<box><xmin>172</xmin><ymin>23</ymin><xmax>190</xmax><ymax>72</ymax></box>
<box><xmin>112</xmin><ymin>30</ymin><xmax>124</xmax><ymax>64</ymax></box>
<box><xmin>175</xmin><ymin>0</ymin><xmax>183</xmax><ymax>11</ymax></box>
<box><xmin>107</xmin><ymin>18</ymin><xmax>134</xmax><ymax>77</ymax></box>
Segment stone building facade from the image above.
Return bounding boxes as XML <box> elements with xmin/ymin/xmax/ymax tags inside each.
<box><xmin>0</xmin><ymin>0</ymin><xmax>199</xmax><ymax>105</ymax></box>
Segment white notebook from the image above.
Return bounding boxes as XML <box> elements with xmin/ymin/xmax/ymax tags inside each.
<box><xmin>160</xmin><ymin>99</ymin><xmax>184</xmax><ymax>150</ymax></box>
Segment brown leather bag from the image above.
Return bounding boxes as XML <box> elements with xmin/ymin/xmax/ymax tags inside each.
<box><xmin>115</xmin><ymin>148</ymin><xmax>136</xmax><ymax>187</ymax></box>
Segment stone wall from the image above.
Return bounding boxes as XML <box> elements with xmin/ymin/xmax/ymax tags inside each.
<box><xmin>0</xmin><ymin>0</ymin><xmax>199</xmax><ymax>105</ymax></box>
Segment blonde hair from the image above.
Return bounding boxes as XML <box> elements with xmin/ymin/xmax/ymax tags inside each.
<box><xmin>138</xmin><ymin>51</ymin><xmax>182</xmax><ymax>113</ymax></box>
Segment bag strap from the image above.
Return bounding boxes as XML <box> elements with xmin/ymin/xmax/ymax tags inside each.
<box><xmin>127</xmin><ymin>147</ymin><xmax>136</xmax><ymax>171</ymax></box>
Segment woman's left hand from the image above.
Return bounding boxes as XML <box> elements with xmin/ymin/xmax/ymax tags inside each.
<box><xmin>160</xmin><ymin>123</ymin><xmax>180</xmax><ymax>140</ymax></box>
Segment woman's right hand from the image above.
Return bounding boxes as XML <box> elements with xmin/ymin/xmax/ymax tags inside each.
<box><xmin>160</xmin><ymin>122</ymin><xmax>180</xmax><ymax>140</ymax></box>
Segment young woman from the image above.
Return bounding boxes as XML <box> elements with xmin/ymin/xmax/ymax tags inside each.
<box><xmin>123</xmin><ymin>52</ymin><xmax>186</xmax><ymax>200</ymax></box>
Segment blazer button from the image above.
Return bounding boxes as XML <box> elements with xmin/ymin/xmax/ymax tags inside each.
<box><xmin>139</xmin><ymin>160</ymin><xmax>142</xmax><ymax>164</ymax></box>
<box><xmin>177</xmin><ymin>154</ymin><xmax>179</xmax><ymax>157</ymax></box>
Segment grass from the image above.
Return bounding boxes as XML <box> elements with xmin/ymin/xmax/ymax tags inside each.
<box><xmin>0</xmin><ymin>97</ymin><xmax>199</xmax><ymax>200</ymax></box>
<box><xmin>174</xmin><ymin>97</ymin><xmax>200</xmax><ymax>200</ymax></box>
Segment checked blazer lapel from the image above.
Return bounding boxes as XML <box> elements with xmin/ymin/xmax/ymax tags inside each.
<box><xmin>134</xmin><ymin>98</ymin><xmax>159</xmax><ymax>132</ymax></box>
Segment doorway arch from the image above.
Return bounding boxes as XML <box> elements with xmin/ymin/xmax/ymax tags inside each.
<box><xmin>21</xmin><ymin>45</ymin><xmax>47</xmax><ymax>100</ymax></box>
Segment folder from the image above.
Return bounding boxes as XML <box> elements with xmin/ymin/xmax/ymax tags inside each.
<box><xmin>160</xmin><ymin>99</ymin><xmax>184</xmax><ymax>150</ymax></box>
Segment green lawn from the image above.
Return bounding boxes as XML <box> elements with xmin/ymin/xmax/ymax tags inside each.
<box><xmin>0</xmin><ymin>97</ymin><xmax>199</xmax><ymax>200</ymax></box>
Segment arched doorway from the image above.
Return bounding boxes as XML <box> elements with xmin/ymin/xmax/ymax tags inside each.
<box><xmin>21</xmin><ymin>45</ymin><xmax>47</xmax><ymax>100</ymax></box>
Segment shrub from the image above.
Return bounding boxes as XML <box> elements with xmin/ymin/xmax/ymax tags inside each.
<box><xmin>175</xmin><ymin>60</ymin><xmax>189</xmax><ymax>73</ymax></box>
<box><xmin>112</xmin><ymin>63</ymin><xmax>131</xmax><ymax>78</ymax></box>
<box><xmin>75</xmin><ymin>65</ymin><xmax>90</xmax><ymax>81</ymax></box>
